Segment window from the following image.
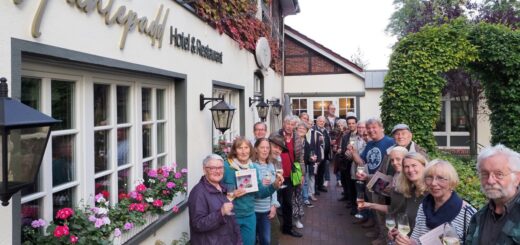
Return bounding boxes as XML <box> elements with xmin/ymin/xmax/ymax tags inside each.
<box><xmin>338</xmin><ymin>98</ymin><xmax>355</xmax><ymax>118</ymax></box>
<box><xmin>434</xmin><ymin>96</ymin><xmax>470</xmax><ymax>148</ymax></box>
<box><xmin>291</xmin><ymin>98</ymin><xmax>307</xmax><ymax>116</ymax></box>
<box><xmin>19</xmin><ymin>62</ymin><xmax>173</xmax><ymax>230</ymax></box>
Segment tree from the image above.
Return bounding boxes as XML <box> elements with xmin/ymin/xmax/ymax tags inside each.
<box><xmin>476</xmin><ymin>0</ymin><xmax>520</xmax><ymax>29</ymax></box>
<box><xmin>350</xmin><ymin>47</ymin><xmax>369</xmax><ymax>69</ymax></box>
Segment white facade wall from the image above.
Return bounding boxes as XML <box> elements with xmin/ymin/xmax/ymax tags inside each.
<box><xmin>359</xmin><ymin>89</ymin><xmax>383</xmax><ymax>121</ymax></box>
<box><xmin>0</xmin><ymin>1</ymin><xmax>281</xmax><ymax>243</ymax></box>
<box><xmin>284</xmin><ymin>74</ymin><xmax>364</xmax><ymax>94</ymax></box>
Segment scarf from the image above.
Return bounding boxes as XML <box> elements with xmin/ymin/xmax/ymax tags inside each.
<box><xmin>422</xmin><ymin>192</ymin><xmax>463</xmax><ymax>229</ymax></box>
<box><xmin>228</xmin><ymin>158</ymin><xmax>253</xmax><ymax>171</ymax></box>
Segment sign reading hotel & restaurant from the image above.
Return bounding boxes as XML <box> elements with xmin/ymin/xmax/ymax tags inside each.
<box><xmin>170</xmin><ymin>27</ymin><xmax>223</xmax><ymax>64</ymax></box>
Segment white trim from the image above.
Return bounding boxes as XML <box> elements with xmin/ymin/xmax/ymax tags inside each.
<box><xmin>285</xmin><ymin>29</ymin><xmax>365</xmax><ymax>79</ymax></box>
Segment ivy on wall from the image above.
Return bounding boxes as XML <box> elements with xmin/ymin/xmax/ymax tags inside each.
<box><xmin>191</xmin><ymin>0</ymin><xmax>282</xmax><ymax>72</ymax></box>
<box><xmin>382</xmin><ymin>19</ymin><xmax>520</xmax><ymax>152</ymax></box>
<box><xmin>381</xmin><ymin>20</ymin><xmax>478</xmax><ymax>152</ymax></box>
<box><xmin>469</xmin><ymin>23</ymin><xmax>520</xmax><ymax>150</ymax></box>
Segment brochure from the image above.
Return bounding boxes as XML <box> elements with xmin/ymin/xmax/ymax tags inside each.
<box><xmin>235</xmin><ymin>168</ymin><xmax>259</xmax><ymax>193</ymax></box>
<box><xmin>366</xmin><ymin>171</ymin><xmax>392</xmax><ymax>197</ymax></box>
<box><xmin>419</xmin><ymin>223</ymin><xmax>444</xmax><ymax>245</ymax></box>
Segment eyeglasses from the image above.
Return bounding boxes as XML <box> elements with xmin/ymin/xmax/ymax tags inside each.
<box><xmin>205</xmin><ymin>166</ymin><xmax>224</xmax><ymax>172</ymax></box>
<box><xmin>479</xmin><ymin>171</ymin><xmax>513</xmax><ymax>180</ymax></box>
<box><xmin>424</xmin><ymin>175</ymin><xmax>449</xmax><ymax>184</ymax></box>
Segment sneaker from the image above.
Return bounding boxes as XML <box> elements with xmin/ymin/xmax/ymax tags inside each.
<box><xmin>304</xmin><ymin>200</ymin><xmax>314</xmax><ymax>208</ymax></box>
<box><xmin>336</xmin><ymin>180</ymin><xmax>342</xmax><ymax>187</ymax></box>
<box><xmin>294</xmin><ymin>220</ymin><xmax>304</xmax><ymax>229</ymax></box>
<box><xmin>323</xmin><ymin>180</ymin><xmax>329</xmax><ymax>187</ymax></box>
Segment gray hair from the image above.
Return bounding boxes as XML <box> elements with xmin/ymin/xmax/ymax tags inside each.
<box><xmin>366</xmin><ymin>117</ymin><xmax>383</xmax><ymax>128</ymax></box>
<box><xmin>202</xmin><ymin>154</ymin><xmax>224</xmax><ymax>167</ymax></box>
<box><xmin>336</xmin><ymin>119</ymin><xmax>347</xmax><ymax>129</ymax></box>
<box><xmin>477</xmin><ymin>144</ymin><xmax>520</xmax><ymax>172</ymax></box>
<box><xmin>283</xmin><ymin>115</ymin><xmax>293</xmax><ymax>123</ymax></box>
<box><xmin>317</xmin><ymin>115</ymin><xmax>326</xmax><ymax>121</ymax></box>
<box><xmin>357</xmin><ymin>120</ymin><xmax>366</xmax><ymax>127</ymax></box>
<box><xmin>390</xmin><ymin>146</ymin><xmax>408</xmax><ymax>155</ymax></box>
<box><xmin>297</xmin><ymin>121</ymin><xmax>309</xmax><ymax>129</ymax></box>
<box><xmin>290</xmin><ymin>115</ymin><xmax>301</xmax><ymax>123</ymax></box>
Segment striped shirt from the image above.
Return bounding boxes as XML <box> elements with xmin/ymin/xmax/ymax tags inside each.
<box><xmin>253</xmin><ymin>162</ymin><xmax>280</xmax><ymax>213</ymax></box>
<box><xmin>411</xmin><ymin>202</ymin><xmax>477</xmax><ymax>244</ymax></box>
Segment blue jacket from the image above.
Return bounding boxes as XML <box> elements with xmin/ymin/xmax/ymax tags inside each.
<box><xmin>188</xmin><ymin>176</ymin><xmax>242</xmax><ymax>245</ymax></box>
<box><xmin>222</xmin><ymin>159</ymin><xmax>276</xmax><ymax>217</ymax></box>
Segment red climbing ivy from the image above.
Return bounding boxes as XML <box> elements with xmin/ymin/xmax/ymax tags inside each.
<box><xmin>191</xmin><ymin>0</ymin><xmax>282</xmax><ymax>72</ymax></box>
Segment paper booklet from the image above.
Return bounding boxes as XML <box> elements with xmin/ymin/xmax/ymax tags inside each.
<box><xmin>419</xmin><ymin>223</ymin><xmax>444</xmax><ymax>245</ymax></box>
<box><xmin>235</xmin><ymin>168</ymin><xmax>259</xmax><ymax>193</ymax></box>
<box><xmin>366</xmin><ymin>171</ymin><xmax>392</xmax><ymax>197</ymax></box>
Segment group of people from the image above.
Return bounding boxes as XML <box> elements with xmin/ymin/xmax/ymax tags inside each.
<box><xmin>187</xmin><ymin>103</ymin><xmax>520</xmax><ymax>245</ymax></box>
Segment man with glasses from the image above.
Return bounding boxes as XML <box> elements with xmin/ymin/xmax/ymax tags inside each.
<box><xmin>466</xmin><ymin>144</ymin><xmax>520</xmax><ymax>244</ymax></box>
<box><xmin>251</xmin><ymin>122</ymin><xmax>268</xmax><ymax>145</ymax></box>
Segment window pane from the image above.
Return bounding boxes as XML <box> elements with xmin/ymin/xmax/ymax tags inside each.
<box><xmin>21</xmin><ymin>199</ymin><xmax>41</xmax><ymax>228</ymax></box>
<box><xmin>157</xmin><ymin>123</ymin><xmax>165</xmax><ymax>154</ymax></box>
<box><xmin>52</xmin><ymin>80</ymin><xmax>74</xmax><ymax>130</ymax></box>
<box><xmin>118</xmin><ymin>168</ymin><xmax>130</xmax><ymax>201</ymax></box>
<box><xmin>142</xmin><ymin>88</ymin><xmax>152</xmax><ymax>121</ymax></box>
<box><xmin>117</xmin><ymin>86</ymin><xmax>130</xmax><ymax>124</ymax></box>
<box><xmin>142</xmin><ymin>124</ymin><xmax>152</xmax><ymax>158</ymax></box>
<box><xmin>95</xmin><ymin>130</ymin><xmax>110</xmax><ymax>173</ymax></box>
<box><xmin>143</xmin><ymin>160</ymin><xmax>152</xmax><ymax>181</ymax></box>
<box><xmin>21</xmin><ymin>77</ymin><xmax>41</xmax><ymax>110</ymax></box>
<box><xmin>435</xmin><ymin>136</ymin><xmax>447</xmax><ymax>146</ymax></box>
<box><xmin>117</xmin><ymin>128</ymin><xmax>130</xmax><ymax>166</ymax></box>
<box><xmin>94</xmin><ymin>84</ymin><xmax>110</xmax><ymax>126</ymax></box>
<box><xmin>158</xmin><ymin>156</ymin><xmax>166</xmax><ymax>167</ymax></box>
<box><xmin>451</xmin><ymin>101</ymin><xmax>469</xmax><ymax>132</ymax></box>
<box><xmin>300</xmin><ymin>99</ymin><xmax>307</xmax><ymax>109</ymax></box>
<box><xmin>53</xmin><ymin>188</ymin><xmax>74</xmax><ymax>217</ymax></box>
<box><xmin>435</xmin><ymin>102</ymin><xmax>446</xmax><ymax>132</ymax></box>
<box><xmin>313</xmin><ymin>101</ymin><xmax>322</xmax><ymax>120</ymax></box>
<box><xmin>451</xmin><ymin>136</ymin><xmax>470</xmax><ymax>147</ymax></box>
<box><xmin>95</xmin><ymin>175</ymin><xmax>110</xmax><ymax>197</ymax></box>
<box><xmin>52</xmin><ymin>135</ymin><xmax>75</xmax><ymax>187</ymax></box>
<box><xmin>157</xmin><ymin>89</ymin><xmax>165</xmax><ymax>120</ymax></box>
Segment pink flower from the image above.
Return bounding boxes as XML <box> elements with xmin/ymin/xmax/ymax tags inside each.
<box><xmin>148</xmin><ymin>169</ymin><xmax>157</xmax><ymax>178</ymax></box>
<box><xmin>56</xmin><ymin>208</ymin><xmax>74</xmax><ymax>220</ymax></box>
<box><xmin>174</xmin><ymin>173</ymin><xmax>182</xmax><ymax>179</ymax></box>
<box><xmin>114</xmin><ymin>228</ymin><xmax>122</xmax><ymax>237</ymax></box>
<box><xmin>153</xmin><ymin>199</ymin><xmax>163</xmax><ymax>207</ymax></box>
<box><xmin>95</xmin><ymin>193</ymin><xmax>105</xmax><ymax>203</ymax></box>
<box><xmin>31</xmin><ymin>219</ymin><xmax>46</xmax><ymax>228</ymax></box>
<box><xmin>162</xmin><ymin>190</ymin><xmax>170</xmax><ymax>195</ymax></box>
<box><xmin>166</xmin><ymin>182</ymin><xmax>175</xmax><ymax>189</ymax></box>
<box><xmin>88</xmin><ymin>215</ymin><xmax>97</xmax><ymax>222</ymax></box>
<box><xmin>124</xmin><ymin>222</ymin><xmax>134</xmax><ymax>230</ymax></box>
<box><xmin>172</xmin><ymin>205</ymin><xmax>179</xmax><ymax>213</ymax></box>
<box><xmin>136</xmin><ymin>184</ymin><xmax>147</xmax><ymax>192</ymax></box>
<box><xmin>95</xmin><ymin>218</ymin><xmax>104</xmax><ymax>228</ymax></box>
<box><xmin>181</xmin><ymin>168</ymin><xmax>188</xmax><ymax>174</ymax></box>
<box><xmin>70</xmin><ymin>235</ymin><xmax>78</xmax><ymax>244</ymax></box>
<box><xmin>53</xmin><ymin>225</ymin><xmax>69</xmax><ymax>238</ymax></box>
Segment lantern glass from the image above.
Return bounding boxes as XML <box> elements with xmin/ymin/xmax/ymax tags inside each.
<box><xmin>211</xmin><ymin>109</ymin><xmax>235</xmax><ymax>134</ymax></box>
<box><xmin>1</xmin><ymin>126</ymin><xmax>50</xmax><ymax>191</ymax></box>
<box><xmin>256</xmin><ymin>102</ymin><xmax>269</xmax><ymax>121</ymax></box>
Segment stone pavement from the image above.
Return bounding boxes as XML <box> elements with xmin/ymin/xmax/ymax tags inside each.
<box><xmin>279</xmin><ymin>182</ymin><xmax>374</xmax><ymax>245</ymax></box>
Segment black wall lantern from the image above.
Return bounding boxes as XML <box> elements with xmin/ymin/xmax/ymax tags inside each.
<box><xmin>249</xmin><ymin>96</ymin><xmax>269</xmax><ymax>122</ymax></box>
<box><xmin>0</xmin><ymin>77</ymin><xmax>59</xmax><ymax>206</ymax></box>
<box><xmin>267</xmin><ymin>99</ymin><xmax>283</xmax><ymax>117</ymax></box>
<box><xmin>200</xmin><ymin>93</ymin><xmax>236</xmax><ymax>134</ymax></box>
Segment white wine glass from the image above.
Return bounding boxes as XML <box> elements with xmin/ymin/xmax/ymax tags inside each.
<box><xmin>442</xmin><ymin>223</ymin><xmax>460</xmax><ymax>245</ymax></box>
<box><xmin>397</xmin><ymin>213</ymin><xmax>410</xmax><ymax>237</ymax></box>
<box><xmin>354</xmin><ymin>191</ymin><xmax>365</xmax><ymax>219</ymax></box>
<box><xmin>386</xmin><ymin>214</ymin><xmax>396</xmax><ymax>245</ymax></box>
<box><xmin>275</xmin><ymin>162</ymin><xmax>287</xmax><ymax>189</ymax></box>
<box><xmin>225</xmin><ymin>184</ymin><xmax>236</xmax><ymax>215</ymax></box>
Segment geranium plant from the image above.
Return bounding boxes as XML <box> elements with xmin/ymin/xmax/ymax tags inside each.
<box><xmin>22</xmin><ymin>165</ymin><xmax>187</xmax><ymax>244</ymax></box>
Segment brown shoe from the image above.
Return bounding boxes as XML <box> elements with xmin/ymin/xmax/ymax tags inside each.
<box><xmin>361</xmin><ymin>220</ymin><xmax>375</xmax><ymax>229</ymax></box>
<box><xmin>365</xmin><ymin>231</ymin><xmax>378</xmax><ymax>238</ymax></box>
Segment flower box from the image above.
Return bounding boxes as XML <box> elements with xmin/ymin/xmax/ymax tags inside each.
<box><xmin>162</xmin><ymin>193</ymin><xmax>186</xmax><ymax>211</ymax></box>
<box><xmin>112</xmin><ymin>213</ymin><xmax>159</xmax><ymax>245</ymax></box>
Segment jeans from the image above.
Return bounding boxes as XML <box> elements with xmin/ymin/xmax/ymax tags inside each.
<box><xmin>324</xmin><ymin>160</ymin><xmax>330</xmax><ymax>181</ymax></box>
<box><xmin>302</xmin><ymin>165</ymin><xmax>311</xmax><ymax>201</ymax></box>
<box><xmin>256</xmin><ymin>211</ymin><xmax>271</xmax><ymax>245</ymax></box>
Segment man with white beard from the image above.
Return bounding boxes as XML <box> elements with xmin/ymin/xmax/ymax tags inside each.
<box><xmin>466</xmin><ymin>144</ymin><xmax>520</xmax><ymax>244</ymax></box>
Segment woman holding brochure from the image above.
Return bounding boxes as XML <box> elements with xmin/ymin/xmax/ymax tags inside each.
<box><xmin>359</xmin><ymin>151</ymin><xmax>428</xmax><ymax>243</ymax></box>
<box><xmin>222</xmin><ymin>137</ymin><xmax>283</xmax><ymax>245</ymax></box>
<box><xmin>394</xmin><ymin>160</ymin><xmax>476</xmax><ymax>245</ymax></box>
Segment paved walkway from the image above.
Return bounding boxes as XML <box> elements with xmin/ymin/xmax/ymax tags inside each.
<box><xmin>279</xmin><ymin>181</ymin><xmax>373</xmax><ymax>245</ymax></box>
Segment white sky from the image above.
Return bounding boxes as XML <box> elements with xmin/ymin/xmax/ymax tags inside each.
<box><xmin>284</xmin><ymin>0</ymin><xmax>398</xmax><ymax>70</ymax></box>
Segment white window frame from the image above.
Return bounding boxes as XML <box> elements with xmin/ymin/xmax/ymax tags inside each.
<box><xmin>433</xmin><ymin>95</ymin><xmax>470</xmax><ymax>149</ymax></box>
<box><xmin>212</xmin><ymin>87</ymin><xmax>240</xmax><ymax>144</ymax></box>
<box><xmin>19</xmin><ymin>61</ymin><xmax>175</xmax><ymax>223</ymax></box>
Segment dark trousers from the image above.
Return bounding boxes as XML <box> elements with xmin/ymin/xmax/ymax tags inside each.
<box><xmin>340</xmin><ymin>168</ymin><xmax>350</xmax><ymax>197</ymax></box>
<box><xmin>278</xmin><ymin>178</ymin><xmax>293</xmax><ymax>232</ymax></box>
<box><xmin>315</xmin><ymin>159</ymin><xmax>327</xmax><ymax>189</ymax></box>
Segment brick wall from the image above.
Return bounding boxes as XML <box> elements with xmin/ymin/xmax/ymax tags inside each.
<box><xmin>285</xmin><ymin>36</ymin><xmax>348</xmax><ymax>75</ymax></box>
